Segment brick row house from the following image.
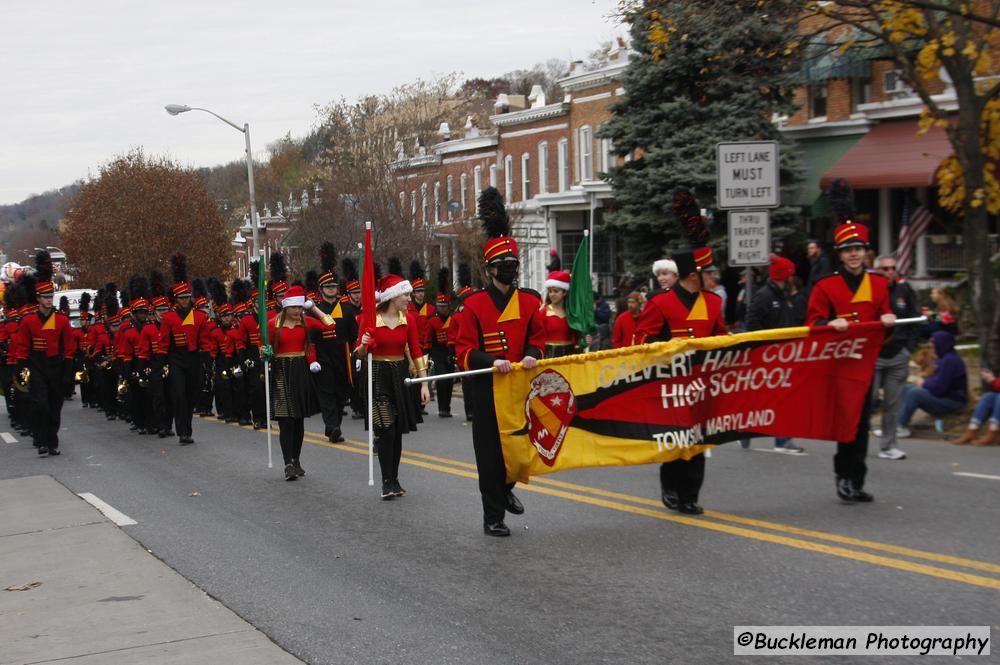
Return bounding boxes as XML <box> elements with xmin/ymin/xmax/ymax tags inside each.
<box><xmin>391</xmin><ymin>47</ymin><xmax>629</xmax><ymax>295</ymax></box>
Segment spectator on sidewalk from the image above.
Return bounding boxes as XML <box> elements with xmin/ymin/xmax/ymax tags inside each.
<box><xmin>806</xmin><ymin>239</ymin><xmax>833</xmax><ymax>292</ymax></box>
<box><xmin>612</xmin><ymin>292</ymin><xmax>642</xmax><ymax>348</ymax></box>
<box><xmin>788</xmin><ymin>276</ymin><xmax>807</xmax><ymax>325</ymax></box>
<box><xmin>592</xmin><ymin>292</ymin><xmax>613</xmax><ymax>351</ymax></box>
<box><xmin>921</xmin><ymin>287</ymin><xmax>960</xmax><ymax>338</ymax></box>
<box><xmin>952</xmin><ymin>368</ymin><xmax>1000</xmax><ymax>446</ymax></box>
<box><xmin>739</xmin><ymin>256</ymin><xmax>803</xmax><ymax>453</ymax></box>
<box><xmin>702</xmin><ymin>265</ymin><xmax>727</xmax><ymax>315</ymax></box>
<box><xmin>870</xmin><ymin>255</ymin><xmax>920</xmax><ymax>460</ymax></box>
<box><xmin>898</xmin><ymin>331</ymin><xmax>967</xmax><ymax>437</ymax></box>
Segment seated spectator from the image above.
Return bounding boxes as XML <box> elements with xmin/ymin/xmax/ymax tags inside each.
<box><xmin>952</xmin><ymin>368</ymin><xmax>1000</xmax><ymax>446</ymax></box>
<box><xmin>920</xmin><ymin>287</ymin><xmax>959</xmax><ymax>337</ymax></box>
<box><xmin>898</xmin><ymin>331</ymin><xmax>968</xmax><ymax>437</ymax></box>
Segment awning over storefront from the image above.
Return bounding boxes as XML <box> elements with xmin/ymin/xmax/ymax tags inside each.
<box><xmin>820</xmin><ymin>120</ymin><xmax>952</xmax><ymax>189</ymax></box>
<box><xmin>790</xmin><ymin>134</ymin><xmax>865</xmax><ymax>212</ymax></box>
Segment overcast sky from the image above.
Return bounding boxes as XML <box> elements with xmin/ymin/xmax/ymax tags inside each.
<box><xmin>0</xmin><ymin>0</ymin><xmax>621</xmax><ymax>205</ymax></box>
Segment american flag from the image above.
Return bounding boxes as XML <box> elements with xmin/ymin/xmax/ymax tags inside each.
<box><xmin>897</xmin><ymin>200</ymin><xmax>933</xmax><ymax>276</ymax></box>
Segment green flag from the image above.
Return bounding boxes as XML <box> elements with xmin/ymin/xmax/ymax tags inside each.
<box><xmin>567</xmin><ymin>232</ymin><xmax>596</xmax><ymax>344</ymax></box>
<box><xmin>256</xmin><ymin>259</ymin><xmax>271</xmax><ymax>358</ymax></box>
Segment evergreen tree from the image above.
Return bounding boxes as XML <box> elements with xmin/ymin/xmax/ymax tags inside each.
<box><xmin>601</xmin><ymin>0</ymin><xmax>804</xmax><ymax>270</ymax></box>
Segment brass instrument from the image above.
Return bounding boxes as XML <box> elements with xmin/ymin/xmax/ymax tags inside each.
<box><xmin>220</xmin><ymin>368</ymin><xmax>230</xmax><ymax>380</ymax></box>
<box><xmin>230</xmin><ymin>364</ymin><xmax>244</xmax><ymax>379</ymax></box>
<box><xmin>117</xmin><ymin>377</ymin><xmax>129</xmax><ymax>397</ymax></box>
<box><xmin>162</xmin><ymin>364</ymin><xmax>170</xmax><ymax>380</ymax></box>
<box><xmin>14</xmin><ymin>367</ymin><xmax>30</xmax><ymax>393</ymax></box>
<box><xmin>243</xmin><ymin>357</ymin><xmax>255</xmax><ymax>371</ymax></box>
<box><xmin>94</xmin><ymin>353</ymin><xmax>111</xmax><ymax>370</ymax></box>
<box><xmin>137</xmin><ymin>366</ymin><xmax>151</xmax><ymax>388</ymax></box>
<box><xmin>75</xmin><ymin>367</ymin><xmax>90</xmax><ymax>384</ymax></box>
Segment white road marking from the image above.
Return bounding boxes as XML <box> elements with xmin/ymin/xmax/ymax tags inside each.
<box><xmin>952</xmin><ymin>472</ymin><xmax>1000</xmax><ymax>481</ymax></box>
<box><xmin>77</xmin><ymin>493</ymin><xmax>138</xmax><ymax>526</ymax></box>
<box><xmin>1</xmin><ymin>432</ymin><xmax>16</xmax><ymax>444</ymax></box>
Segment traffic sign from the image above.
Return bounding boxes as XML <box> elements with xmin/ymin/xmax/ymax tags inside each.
<box><xmin>716</xmin><ymin>141</ymin><xmax>780</xmax><ymax>210</ymax></box>
<box><xmin>727</xmin><ymin>210</ymin><xmax>771</xmax><ymax>267</ymax></box>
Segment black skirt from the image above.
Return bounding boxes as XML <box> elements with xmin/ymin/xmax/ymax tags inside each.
<box><xmin>361</xmin><ymin>358</ymin><xmax>419</xmax><ymax>437</ymax></box>
<box><xmin>270</xmin><ymin>355</ymin><xmax>319</xmax><ymax>419</ymax></box>
<box><xmin>545</xmin><ymin>343</ymin><xmax>577</xmax><ymax>359</ymax></box>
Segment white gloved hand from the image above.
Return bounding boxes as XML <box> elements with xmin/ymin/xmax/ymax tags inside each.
<box><xmin>303</xmin><ymin>299</ymin><xmax>315</xmax><ymax>310</ymax></box>
<box><xmin>309</xmin><ymin>361</ymin><xmax>321</xmax><ymax>373</ymax></box>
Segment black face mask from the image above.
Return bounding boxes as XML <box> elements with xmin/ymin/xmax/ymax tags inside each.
<box><xmin>493</xmin><ymin>262</ymin><xmax>518</xmax><ymax>285</ymax></box>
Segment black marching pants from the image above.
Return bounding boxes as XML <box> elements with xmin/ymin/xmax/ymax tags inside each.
<box><xmin>834</xmin><ymin>385</ymin><xmax>873</xmax><ymax>487</ymax></box>
<box><xmin>278</xmin><ymin>417</ymin><xmax>305</xmax><ymax>465</ymax></box>
<box><xmin>659</xmin><ymin>455</ymin><xmax>706</xmax><ymax>504</ymax></box>
<box><xmin>470</xmin><ymin>375</ymin><xmax>513</xmax><ymax>524</ymax></box>
<box><xmin>148</xmin><ymin>364</ymin><xmax>169</xmax><ymax>433</ymax></box>
<box><xmin>29</xmin><ymin>357</ymin><xmax>66</xmax><ymax>450</ymax></box>
<box><xmin>315</xmin><ymin>365</ymin><xmax>343</xmax><ymax>437</ymax></box>
<box><xmin>461</xmin><ymin>377</ymin><xmax>474</xmax><ymax>420</ymax></box>
<box><xmin>168</xmin><ymin>352</ymin><xmax>200</xmax><ymax>438</ymax></box>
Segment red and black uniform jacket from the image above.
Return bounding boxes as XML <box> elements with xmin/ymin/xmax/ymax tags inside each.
<box><xmin>633</xmin><ymin>287</ymin><xmax>726</xmax><ymax>343</ymax></box>
<box><xmin>158</xmin><ymin>306</ymin><xmax>210</xmax><ymax>361</ymax></box>
<box><xmin>805</xmin><ymin>270</ymin><xmax>891</xmax><ymax>326</ymax></box>
<box><xmin>455</xmin><ymin>285</ymin><xmax>546</xmax><ymax>371</ymax></box>
<box><xmin>16</xmin><ymin>310</ymin><xmax>76</xmax><ymax>380</ymax></box>
<box><xmin>426</xmin><ymin>312</ymin><xmax>455</xmax><ymax>367</ymax></box>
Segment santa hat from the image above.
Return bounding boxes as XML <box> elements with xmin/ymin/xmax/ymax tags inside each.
<box><xmin>769</xmin><ymin>256</ymin><xmax>796</xmax><ymax>282</ymax></box>
<box><xmin>652</xmin><ymin>259</ymin><xmax>678</xmax><ymax>277</ymax></box>
<box><xmin>281</xmin><ymin>285</ymin><xmax>307</xmax><ymax>308</ymax></box>
<box><xmin>376</xmin><ymin>274</ymin><xmax>413</xmax><ymax>303</ymax></box>
<box><xmin>544</xmin><ymin>270</ymin><xmax>571</xmax><ymax>291</ymax></box>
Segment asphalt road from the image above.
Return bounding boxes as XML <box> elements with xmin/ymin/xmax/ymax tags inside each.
<box><xmin>2</xmin><ymin>396</ymin><xmax>998</xmax><ymax>664</ymax></box>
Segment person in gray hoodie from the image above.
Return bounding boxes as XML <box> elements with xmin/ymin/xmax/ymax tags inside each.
<box><xmin>898</xmin><ymin>331</ymin><xmax>968</xmax><ymax>437</ymax></box>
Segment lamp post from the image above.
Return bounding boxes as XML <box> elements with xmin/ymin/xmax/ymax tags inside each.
<box><xmin>164</xmin><ymin>104</ymin><xmax>261</xmax><ymax>276</ymax></box>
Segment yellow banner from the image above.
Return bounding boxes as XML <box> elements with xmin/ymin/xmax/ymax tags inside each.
<box><xmin>494</xmin><ymin>327</ymin><xmax>820</xmax><ymax>484</ymax></box>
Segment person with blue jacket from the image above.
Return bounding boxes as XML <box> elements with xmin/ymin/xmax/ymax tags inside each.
<box><xmin>898</xmin><ymin>331</ymin><xmax>967</xmax><ymax>437</ymax></box>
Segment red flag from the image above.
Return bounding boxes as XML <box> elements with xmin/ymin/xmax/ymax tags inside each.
<box><xmin>361</xmin><ymin>222</ymin><xmax>377</xmax><ymax>334</ymax></box>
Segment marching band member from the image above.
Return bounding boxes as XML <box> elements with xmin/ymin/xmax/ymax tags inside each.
<box><xmin>425</xmin><ymin>268</ymin><xmax>455</xmax><ymax>418</ymax></box>
<box><xmin>633</xmin><ymin>187</ymin><xmax>725</xmax><ymax>516</ymax></box>
<box><xmin>267</xmin><ymin>285</ymin><xmax>336</xmax><ymax>481</ymax></box>
<box><xmin>455</xmin><ymin>188</ymin><xmax>546</xmax><ymax>537</ymax></box>
<box><xmin>355</xmin><ymin>273</ymin><xmax>429</xmax><ymax>500</ymax></box>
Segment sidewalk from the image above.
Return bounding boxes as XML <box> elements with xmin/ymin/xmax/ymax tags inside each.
<box><xmin>0</xmin><ymin>475</ymin><xmax>303</xmax><ymax>665</ymax></box>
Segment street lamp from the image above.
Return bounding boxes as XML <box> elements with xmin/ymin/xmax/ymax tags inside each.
<box><xmin>164</xmin><ymin>104</ymin><xmax>261</xmax><ymax>278</ymax></box>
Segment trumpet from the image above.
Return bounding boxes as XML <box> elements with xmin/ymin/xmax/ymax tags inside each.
<box><xmin>14</xmin><ymin>367</ymin><xmax>30</xmax><ymax>393</ymax></box>
<box><xmin>75</xmin><ymin>368</ymin><xmax>90</xmax><ymax>384</ymax></box>
<box><xmin>117</xmin><ymin>377</ymin><xmax>129</xmax><ymax>397</ymax></box>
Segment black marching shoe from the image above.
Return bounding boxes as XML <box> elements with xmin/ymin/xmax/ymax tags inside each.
<box><xmin>439</xmin><ymin>411</ymin><xmax>453</xmax><ymax>418</ymax></box>
<box><xmin>849</xmin><ymin>479</ymin><xmax>873</xmax><ymax>502</ymax></box>
<box><xmin>157</xmin><ymin>430</ymin><xmax>170</xmax><ymax>438</ymax></box>
<box><xmin>483</xmin><ymin>521</ymin><xmax>511</xmax><ymax>537</ymax></box>
<box><xmin>678</xmin><ymin>502</ymin><xmax>703</xmax><ymax>515</ymax></box>
<box><xmin>253</xmin><ymin>421</ymin><xmax>265</xmax><ymax>430</ymax></box>
<box><xmin>47</xmin><ymin>448</ymin><xmax>60</xmax><ymax>456</ymax></box>
<box><xmin>392</xmin><ymin>480</ymin><xmax>406</xmax><ymax>497</ymax></box>
<box><xmin>505</xmin><ymin>491</ymin><xmax>524</xmax><ymax>515</ymax></box>
<box><xmin>836</xmin><ymin>477</ymin><xmax>855</xmax><ymax>502</ymax></box>
<box><xmin>179</xmin><ymin>436</ymin><xmax>194</xmax><ymax>445</ymax></box>
<box><xmin>284</xmin><ymin>464</ymin><xmax>297</xmax><ymax>481</ymax></box>
<box><xmin>238</xmin><ymin>419</ymin><xmax>251</xmax><ymax>427</ymax></box>
<box><xmin>381</xmin><ymin>480</ymin><xmax>394</xmax><ymax>500</ymax></box>
<box><xmin>329</xmin><ymin>429</ymin><xmax>345</xmax><ymax>443</ymax></box>
<box><xmin>661</xmin><ymin>489</ymin><xmax>680</xmax><ymax>511</ymax></box>
<box><xmin>293</xmin><ymin>460</ymin><xmax>305</xmax><ymax>477</ymax></box>
<box><xmin>37</xmin><ymin>446</ymin><xmax>49</xmax><ymax>457</ymax></box>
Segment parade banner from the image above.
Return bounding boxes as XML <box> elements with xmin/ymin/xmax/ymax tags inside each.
<box><xmin>493</xmin><ymin>324</ymin><xmax>885</xmax><ymax>483</ymax></box>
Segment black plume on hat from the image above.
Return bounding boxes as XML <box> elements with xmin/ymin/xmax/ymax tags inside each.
<box><xmin>230</xmin><ymin>279</ymin><xmax>249</xmax><ymax>306</ymax></box>
<box><xmin>319</xmin><ymin>242</ymin><xmax>337</xmax><ymax>275</ymax></box>
<box><xmin>409</xmin><ymin>259</ymin><xmax>425</xmax><ymax>282</ymax></box>
<box><xmin>58</xmin><ymin>296</ymin><xmax>69</xmax><ymax>313</ymax></box>
<box><xmin>305</xmin><ymin>270</ymin><xmax>319</xmax><ymax>294</ymax></box>
<box><xmin>105</xmin><ymin>283</ymin><xmax>119</xmax><ymax>317</ymax></box>
<box><xmin>477</xmin><ymin>187</ymin><xmax>509</xmax><ymax>239</ymax></box>
<box><xmin>269</xmin><ymin>252</ymin><xmax>288</xmax><ymax>283</ymax></box>
<box><xmin>79</xmin><ymin>291</ymin><xmax>91</xmax><ymax>313</ymax></box>
<box><xmin>671</xmin><ymin>186</ymin><xmax>709</xmax><ymax>248</ymax></box>
<box><xmin>437</xmin><ymin>267</ymin><xmax>450</xmax><ymax>295</ymax></box>
<box><xmin>192</xmin><ymin>278</ymin><xmax>208</xmax><ymax>301</ymax></box>
<box><xmin>128</xmin><ymin>274</ymin><xmax>150</xmax><ymax>303</ymax></box>
<box><xmin>458</xmin><ymin>262</ymin><xmax>472</xmax><ymax>288</ymax></box>
<box><xmin>171</xmin><ymin>252</ymin><xmax>188</xmax><ymax>284</ymax></box>
<box><xmin>34</xmin><ymin>250</ymin><xmax>53</xmax><ymax>283</ymax></box>
<box><xmin>149</xmin><ymin>271</ymin><xmax>166</xmax><ymax>299</ymax></box>
<box><xmin>341</xmin><ymin>258</ymin><xmax>358</xmax><ymax>283</ymax></box>
<box><xmin>387</xmin><ymin>257</ymin><xmax>403</xmax><ymax>277</ymax></box>
<box><xmin>207</xmin><ymin>277</ymin><xmax>227</xmax><ymax>307</ymax></box>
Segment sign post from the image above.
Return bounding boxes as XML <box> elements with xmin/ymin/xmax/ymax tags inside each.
<box><xmin>717</xmin><ymin>141</ymin><xmax>781</xmax><ymax>312</ymax></box>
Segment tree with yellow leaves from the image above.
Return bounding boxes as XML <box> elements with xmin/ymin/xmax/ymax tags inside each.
<box><xmin>805</xmin><ymin>0</ymin><xmax>1000</xmax><ymax>362</ymax></box>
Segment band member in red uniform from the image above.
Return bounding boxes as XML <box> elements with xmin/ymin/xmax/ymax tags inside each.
<box><xmin>612</xmin><ymin>292</ymin><xmax>642</xmax><ymax>348</ymax></box>
<box><xmin>806</xmin><ymin>221</ymin><xmax>896</xmax><ymax>502</ymax></box>
<box><xmin>633</xmin><ymin>187</ymin><xmax>725</xmax><ymax>515</ymax></box>
<box><xmin>16</xmin><ymin>251</ymin><xmax>76</xmax><ymax>456</ymax></box>
<box><xmin>455</xmin><ymin>188</ymin><xmax>546</xmax><ymax>537</ymax></box>
<box><xmin>452</xmin><ymin>264</ymin><xmax>477</xmax><ymax>423</ymax></box>
<box><xmin>207</xmin><ymin>278</ymin><xmax>236</xmax><ymax>422</ymax></box>
<box><xmin>355</xmin><ymin>273</ymin><xmax>429</xmax><ymax>499</ymax></box>
<box><xmin>147</xmin><ymin>272</ymin><xmax>174</xmax><ymax>437</ymax></box>
<box><xmin>3</xmin><ymin>286</ymin><xmax>25</xmax><ymax>433</ymax></box>
<box><xmin>268</xmin><ymin>285</ymin><xmax>336</xmax><ymax>481</ymax></box>
<box><xmin>540</xmin><ymin>270</ymin><xmax>578</xmax><ymax>358</ymax></box>
<box><xmin>425</xmin><ymin>268</ymin><xmax>456</xmax><ymax>418</ymax></box>
<box><xmin>159</xmin><ymin>253</ymin><xmax>210</xmax><ymax>445</ymax></box>
<box><xmin>125</xmin><ymin>275</ymin><xmax>156</xmax><ymax>434</ymax></box>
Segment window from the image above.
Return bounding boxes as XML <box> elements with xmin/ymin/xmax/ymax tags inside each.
<box><xmin>460</xmin><ymin>173</ymin><xmax>468</xmax><ymax>214</ymax></box>
<box><xmin>557</xmin><ymin>139</ymin><xmax>569</xmax><ymax>192</ymax></box>
<box><xmin>851</xmin><ymin>77</ymin><xmax>871</xmax><ymax>112</ymax></box>
<box><xmin>410</xmin><ymin>191</ymin><xmax>416</xmax><ymax>225</ymax></box>
<box><xmin>489</xmin><ymin>164</ymin><xmax>498</xmax><ymax>187</ymax></box>
<box><xmin>577</xmin><ymin>126</ymin><xmax>593</xmax><ymax>181</ymax></box>
<box><xmin>521</xmin><ymin>153</ymin><xmax>531</xmax><ymax>201</ymax></box>
<box><xmin>420</xmin><ymin>183</ymin><xmax>428</xmax><ymax>225</ymax></box>
<box><xmin>433</xmin><ymin>182</ymin><xmax>441</xmax><ymax>224</ymax></box>
<box><xmin>504</xmin><ymin>155</ymin><xmax>514</xmax><ymax>203</ymax></box>
<box><xmin>598</xmin><ymin>137</ymin><xmax>612</xmax><ymax>175</ymax></box>
<box><xmin>473</xmin><ymin>166</ymin><xmax>482</xmax><ymax>201</ymax></box>
<box><xmin>399</xmin><ymin>191</ymin><xmax>405</xmax><ymax>217</ymax></box>
<box><xmin>538</xmin><ymin>142</ymin><xmax>549</xmax><ymax>195</ymax></box>
<box><xmin>446</xmin><ymin>176</ymin><xmax>453</xmax><ymax>219</ymax></box>
<box><xmin>808</xmin><ymin>83</ymin><xmax>827</xmax><ymax>119</ymax></box>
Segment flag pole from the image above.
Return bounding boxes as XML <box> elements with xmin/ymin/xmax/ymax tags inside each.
<box><xmin>405</xmin><ymin>367</ymin><xmax>495</xmax><ymax>384</ymax></box>
<box><xmin>257</xmin><ymin>249</ymin><xmax>273</xmax><ymax>469</ymax></box>
<box><xmin>361</xmin><ymin>223</ymin><xmax>376</xmax><ymax>487</ymax></box>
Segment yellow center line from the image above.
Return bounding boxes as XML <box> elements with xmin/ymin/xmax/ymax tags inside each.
<box><xmin>212</xmin><ymin>419</ymin><xmax>1000</xmax><ymax>588</ymax></box>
